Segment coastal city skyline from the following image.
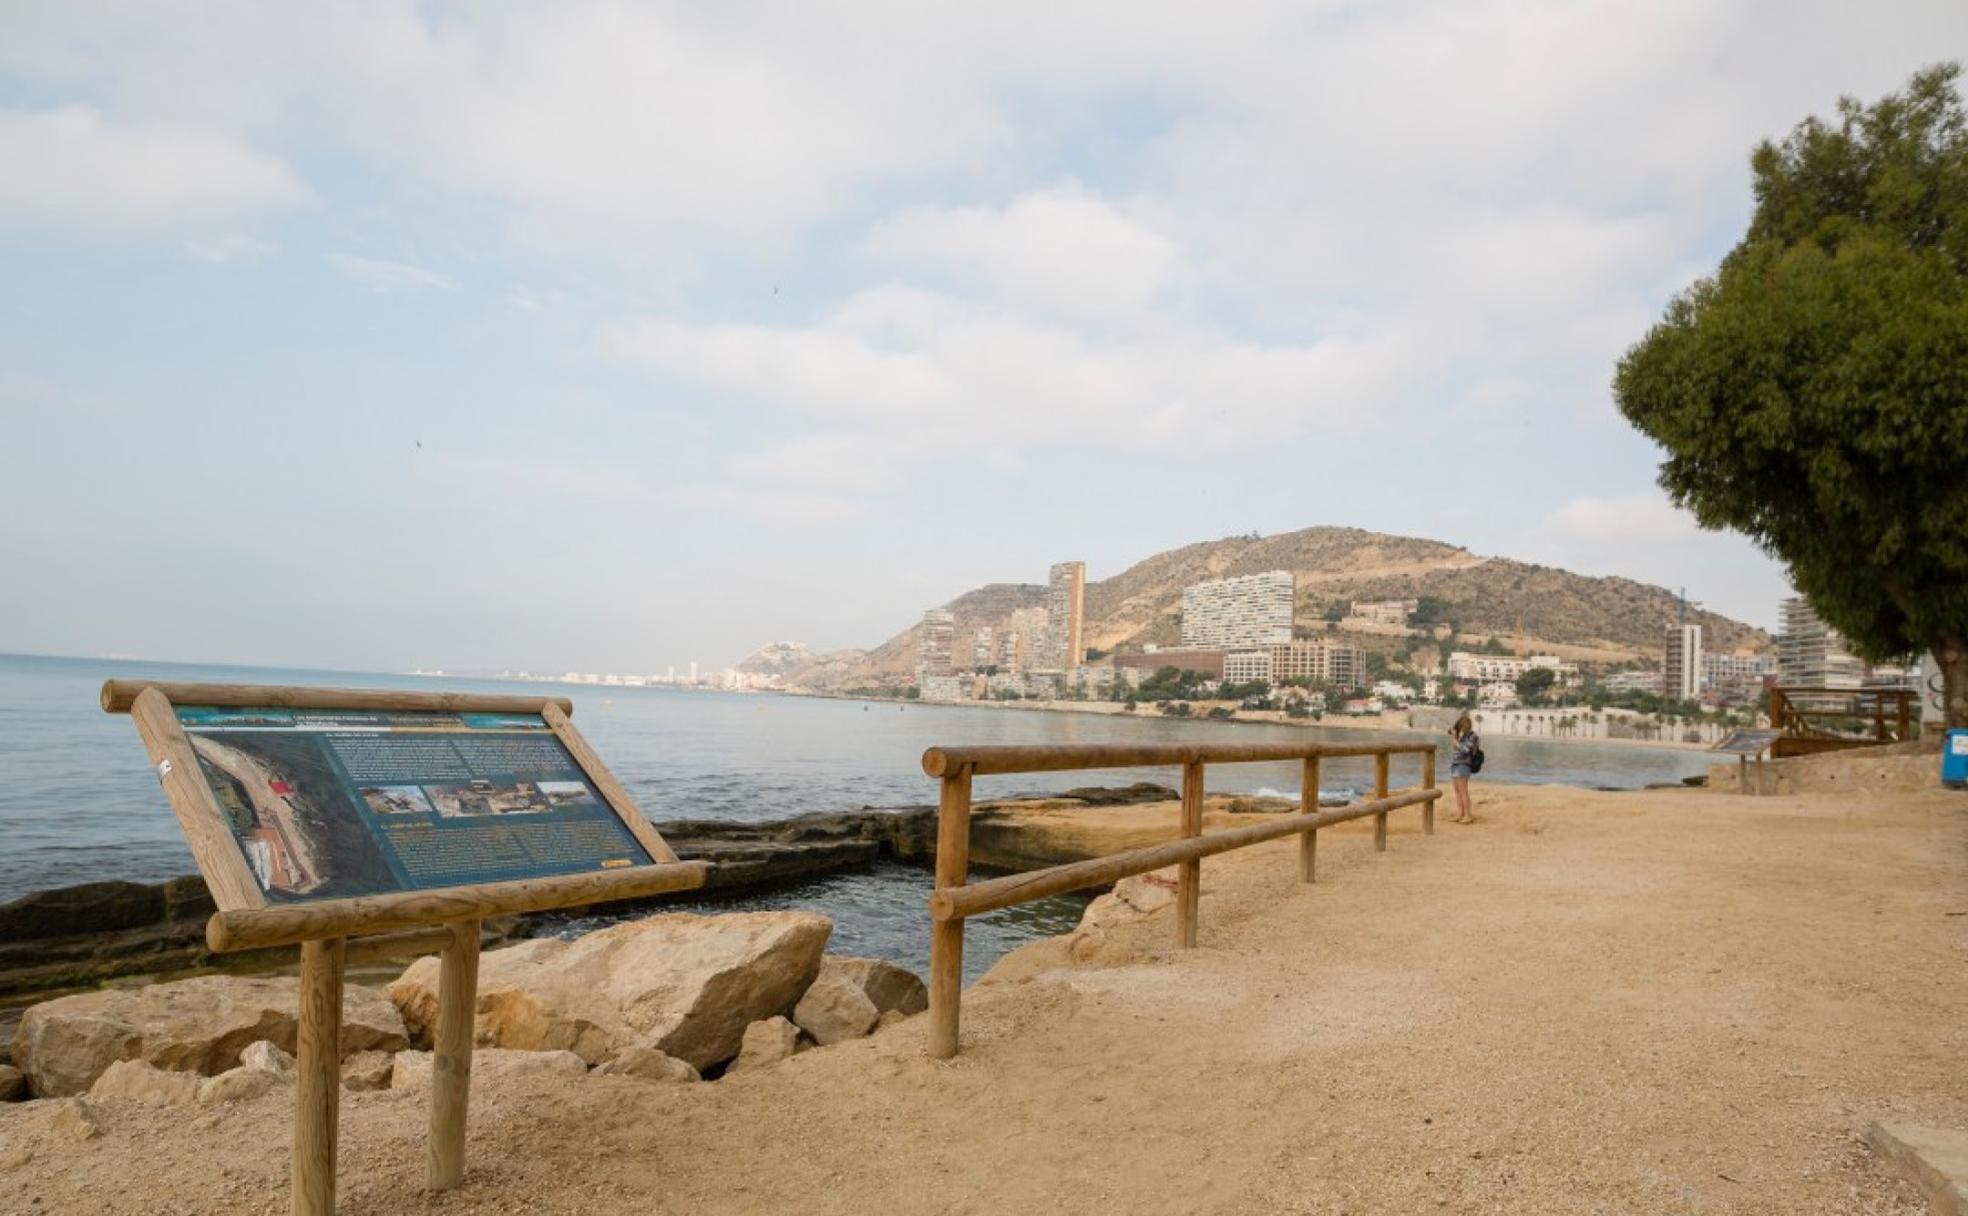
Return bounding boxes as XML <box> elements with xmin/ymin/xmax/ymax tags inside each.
<box><xmin>7</xmin><ymin>6</ymin><xmax>1962</xmax><ymax>677</ymax></box>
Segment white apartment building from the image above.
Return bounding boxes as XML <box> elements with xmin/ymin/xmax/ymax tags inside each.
<box><xmin>1778</xmin><ymin>596</ymin><xmax>1865</xmax><ymax>689</ymax></box>
<box><xmin>1663</xmin><ymin>624</ymin><xmax>1703</xmax><ymax>701</ymax></box>
<box><xmin>1702</xmin><ymin>653</ymin><xmax>1777</xmax><ymax>701</ymax></box>
<box><xmin>1446</xmin><ymin>652</ymin><xmax>1579</xmax><ymax>685</ymax></box>
<box><xmin>1181</xmin><ymin>570</ymin><xmax>1296</xmax><ymax>649</ymax></box>
<box><xmin>1604</xmin><ymin>668</ymin><xmax>1664</xmax><ymax>695</ymax></box>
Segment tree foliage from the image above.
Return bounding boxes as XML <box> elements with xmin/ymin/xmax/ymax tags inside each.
<box><xmin>1614</xmin><ymin>64</ymin><xmax>1968</xmax><ymax>725</ymax></box>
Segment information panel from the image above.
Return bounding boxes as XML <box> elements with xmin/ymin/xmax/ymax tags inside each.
<box><xmin>176</xmin><ymin>706</ymin><xmax>653</xmax><ymax>903</ymax></box>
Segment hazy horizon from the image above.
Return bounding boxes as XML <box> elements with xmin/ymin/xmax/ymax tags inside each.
<box><xmin>6</xmin><ymin>3</ymin><xmax>1963</xmax><ymax>674</ymax></box>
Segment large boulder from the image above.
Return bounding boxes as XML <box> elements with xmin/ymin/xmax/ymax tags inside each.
<box><xmin>817</xmin><ymin>956</ymin><xmax>928</xmax><ymax>1017</ymax></box>
<box><xmin>389</xmin><ymin>911</ymin><xmax>831</xmax><ymax>1072</ymax></box>
<box><xmin>12</xmin><ymin>976</ymin><xmax>408</xmax><ymax>1097</ymax></box>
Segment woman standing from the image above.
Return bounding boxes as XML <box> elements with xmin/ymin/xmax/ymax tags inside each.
<box><xmin>1448</xmin><ymin>713</ymin><xmax>1480</xmax><ymax>824</ymax></box>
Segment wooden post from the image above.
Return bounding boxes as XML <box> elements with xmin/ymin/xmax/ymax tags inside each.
<box><xmin>294</xmin><ymin>937</ymin><xmax>346</xmax><ymax>1216</ymax></box>
<box><xmin>1739</xmin><ymin>754</ymin><xmax>1750</xmax><ymax>796</ymax></box>
<box><xmin>1372</xmin><ymin>753</ymin><xmax>1389</xmax><ymax>852</ymax></box>
<box><xmin>927</xmin><ymin>767</ymin><xmax>973</xmax><ymax>1060</ymax></box>
<box><xmin>1421</xmin><ymin>749</ymin><xmax>1436</xmax><ymax>835</ymax></box>
<box><xmin>1177</xmin><ymin>761</ymin><xmax>1204</xmax><ymax>947</ymax></box>
<box><xmin>427</xmin><ymin>919</ymin><xmax>481</xmax><ymax>1192</ymax></box>
<box><xmin>1298</xmin><ymin>757</ymin><xmax>1320</xmax><ymax>883</ymax></box>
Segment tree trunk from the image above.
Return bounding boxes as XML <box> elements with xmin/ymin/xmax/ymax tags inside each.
<box><xmin>1937</xmin><ymin>635</ymin><xmax>1968</xmax><ymax>731</ymax></box>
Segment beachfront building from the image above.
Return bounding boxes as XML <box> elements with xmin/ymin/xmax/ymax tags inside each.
<box><xmin>1446</xmin><ymin>652</ymin><xmax>1580</xmax><ymax>686</ymax></box>
<box><xmin>1477</xmin><ymin>682</ymin><xmax>1518</xmax><ymax>709</ymax></box>
<box><xmin>1351</xmin><ymin>598</ymin><xmax>1418</xmax><ymax>625</ymax></box>
<box><xmin>1702</xmin><ymin>653</ymin><xmax>1778</xmax><ymax>703</ymax></box>
<box><xmin>1006</xmin><ymin>605</ymin><xmax>1048</xmax><ymax>672</ymax></box>
<box><xmin>1180</xmin><ymin>570</ymin><xmax>1295</xmax><ymax>649</ymax></box>
<box><xmin>1778</xmin><ymin>596</ymin><xmax>1865</xmax><ymax>689</ymax></box>
<box><xmin>919</xmin><ymin>673</ymin><xmax>971</xmax><ymax>702</ymax></box>
<box><xmin>1604</xmin><ymin>668</ymin><xmax>1664</xmax><ymax>696</ymax></box>
<box><xmin>1371</xmin><ymin>679</ymin><xmax>1413</xmax><ymax>705</ymax></box>
<box><xmin>918</xmin><ymin>609</ymin><xmax>956</xmax><ymax>679</ymax></box>
<box><xmin>1223</xmin><ymin>650</ymin><xmax>1273</xmax><ymax>684</ymax></box>
<box><xmin>1663</xmin><ymin>624</ymin><xmax>1703</xmax><ymax>701</ymax></box>
<box><xmin>1036</xmin><ymin>561</ymin><xmax>1087</xmax><ymax>670</ymax></box>
<box><xmin>1265</xmin><ymin>639</ymin><xmax>1365</xmax><ymax>689</ymax></box>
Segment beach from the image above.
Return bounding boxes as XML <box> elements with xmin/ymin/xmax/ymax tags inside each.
<box><xmin>5</xmin><ymin>778</ymin><xmax>1959</xmax><ymax>1214</ymax></box>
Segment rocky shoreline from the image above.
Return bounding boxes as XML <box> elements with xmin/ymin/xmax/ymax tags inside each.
<box><xmin>0</xmin><ymin>784</ymin><xmax>1187</xmax><ymax>1040</ymax></box>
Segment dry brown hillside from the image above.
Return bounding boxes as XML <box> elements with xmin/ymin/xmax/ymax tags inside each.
<box><xmin>774</xmin><ymin>526</ymin><xmax>1770</xmax><ymax>689</ymax></box>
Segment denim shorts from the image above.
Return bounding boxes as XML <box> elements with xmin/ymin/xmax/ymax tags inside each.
<box><xmin>1450</xmin><ymin>763</ymin><xmax>1473</xmax><ymax>780</ymax></box>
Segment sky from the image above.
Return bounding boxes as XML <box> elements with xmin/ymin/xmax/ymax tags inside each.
<box><xmin>3</xmin><ymin>2</ymin><xmax>1964</xmax><ymax>674</ymax></box>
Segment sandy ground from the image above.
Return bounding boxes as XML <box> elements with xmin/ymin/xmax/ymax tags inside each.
<box><xmin>3</xmin><ymin>782</ymin><xmax>1964</xmax><ymax>1214</ymax></box>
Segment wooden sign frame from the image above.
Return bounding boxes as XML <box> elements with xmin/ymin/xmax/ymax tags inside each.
<box><xmin>103</xmin><ymin>680</ymin><xmax>709</xmax><ymax>1215</ymax></box>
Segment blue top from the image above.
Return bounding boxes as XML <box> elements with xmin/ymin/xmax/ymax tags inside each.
<box><xmin>1451</xmin><ymin>731</ymin><xmax>1480</xmax><ymax>767</ymax></box>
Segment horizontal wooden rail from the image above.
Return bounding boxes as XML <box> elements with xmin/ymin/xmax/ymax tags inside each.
<box><xmin>933</xmin><ymin>788</ymin><xmax>1439</xmax><ymax>920</ymax></box>
<box><xmin>206</xmin><ymin>861</ymin><xmax>708</xmax><ymax>952</ymax></box>
<box><xmin>921</xmin><ymin>740</ymin><xmax>1436</xmax><ymax>778</ymax></box>
<box><xmin>102</xmin><ymin>679</ymin><xmax>573</xmax><ymax>716</ymax></box>
<box><xmin>923</xmin><ymin>739</ymin><xmax>1441</xmax><ymax>1058</ymax></box>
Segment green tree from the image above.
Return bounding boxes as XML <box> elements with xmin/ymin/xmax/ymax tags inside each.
<box><xmin>1515</xmin><ymin>666</ymin><xmax>1557</xmax><ymax>704</ymax></box>
<box><xmin>1615</xmin><ymin>64</ymin><xmax>1968</xmax><ymax>726</ymax></box>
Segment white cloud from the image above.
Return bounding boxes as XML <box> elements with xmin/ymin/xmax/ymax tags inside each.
<box><xmin>327</xmin><ymin>253</ymin><xmax>457</xmax><ymax>294</ymax></box>
<box><xmin>867</xmin><ymin>186</ymin><xmax>1182</xmax><ymax>326</ymax></box>
<box><xmin>0</xmin><ymin>105</ymin><xmax>305</xmax><ymax>232</ymax></box>
<box><xmin>1540</xmin><ymin>492</ymin><xmax>1701</xmax><ymax>544</ymax></box>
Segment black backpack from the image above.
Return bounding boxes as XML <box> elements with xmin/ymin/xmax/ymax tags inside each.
<box><xmin>1469</xmin><ymin>746</ymin><xmax>1485</xmax><ymax>775</ymax></box>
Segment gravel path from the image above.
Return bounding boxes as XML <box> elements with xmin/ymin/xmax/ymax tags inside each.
<box><xmin>2</xmin><ymin>781</ymin><xmax>1961</xmax><ymax>1214</ymax></box>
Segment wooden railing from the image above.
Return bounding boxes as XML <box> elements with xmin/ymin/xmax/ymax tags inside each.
<box><xmin>1769</xmin><ymin>685</ymin><xmax>1918</xmax><ymax>757</ymax></box>
<box><xmin>919</xmin><ymin>741</ymin><xmax>1442</xmax><ymax>1058</ymax></box>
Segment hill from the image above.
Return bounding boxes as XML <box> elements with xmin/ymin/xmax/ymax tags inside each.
<box><xmin>767</xmin><ymin>526</ymin><xmax>1771</xmax><ymax>690</ymax></box>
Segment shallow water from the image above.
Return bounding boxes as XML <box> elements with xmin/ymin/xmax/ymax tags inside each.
<box><xmin>0</xmin><ymin>653</ymin><xmax>1712</xmax><ymax>973</ymax></box>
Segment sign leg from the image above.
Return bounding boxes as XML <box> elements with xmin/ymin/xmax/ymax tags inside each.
<box><xmin>429</xmin><ymin>919</ymin><xmax>482</xmax><ymax>1191</ymax></box>
<box><xmin>295</xmin><ymin>937</ymin><xmax>346</xmax><ymax>1216</ymax></box>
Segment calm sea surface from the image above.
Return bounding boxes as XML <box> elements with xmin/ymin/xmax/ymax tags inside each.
<box><xmin>0</xmin><ymin>653</ymin><xmax>1713</xmax><ymax>978</ymax></box>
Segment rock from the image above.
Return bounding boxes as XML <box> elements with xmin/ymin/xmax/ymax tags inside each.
<box><xmin>44</xmin><ymin>1098</ymin><xmax>102</xmax><ymax>1141</ymax></box>
<box><xmin>0</xmin><ymin>1144</ymin><xmax>31</xmax><ymax>1171</ymax></box>
<box><xmin>341</xmin><ymin>1051</ymin><xmax>395</xmax><ymax>1092</ymax></box>
<box><xmin>239</xmin><ymin>1040</ymin><xmax>294</xmax><ymax>1075</ymax></box>
<box><xmin>0</xmin><ymin>1064</ymin><xmax>25</xmax><ymax>1102</ymax></box>
<box><xmin>791</xmin><ymin>970</ymin><xmax>880</xmax><ymax>1046</ymax></box>
<box><xmin>89</xmin><ymin>1059</ymin><xmax>198</xmax><ymax>1106</ymax></box>
<box><xmin>812</xmin><ymin>955</ymin><xmax>928</xmax><ymax>1017</ymax></box>
<box><xmin>390</xmin><ymin>1048</ymin><xmax>588</xmax><ymax>1092</ymax></box>
<box><xmin>874</xmin><ymin>1010</ymin><xmax>909</xmax><ymax>1031</ymax></box>
<box><xmin>389</xmin><ymin>911</ymin><xmax>830</xmax><ymax>1071</ymax></box>
<box><xmin>593</xmin><ymin>1046</ymin><xmax>699</xmax><ymax>1084</ymax></box>
<box><xmin>727</xmin><ymin>1017</ymin><xmax>800</xmax><ymax>1073</ymax></box>
<box><xmin>196</xmin><ymin>1065</ymin><xmax>283</xmax><ymax>1106</ymax></box>
<box><xmin>13</xmin><ymin>975</ymin><xmax>407</xmax><ymax>1097</ymax></box>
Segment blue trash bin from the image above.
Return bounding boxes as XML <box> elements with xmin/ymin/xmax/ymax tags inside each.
<box><xmin>1944</xmin><ymin>730</ymin><xmax>1968</xmax><ymax>789</ymax></box>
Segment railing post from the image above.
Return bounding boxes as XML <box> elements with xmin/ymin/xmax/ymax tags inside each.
<box><xmin>1298</xmin><ymin>756</ymin><xmax>1320</xmax><ymax>883</ymax></box>
<box><xmin>293</xmin><ymin>936</ymin><xmax>345</xmax><ymax>1216</ymax></box>
<box><xmin>1372</xmin><ymin>752</ymin><xmax>1389</xmax><ymax>852</ymax></box>
<box><xmin>927</xmin><ymin>765</ymin><xmax>973</xmax><ymax>1059</ymax></box>
<box><xmin>428</xmin><ymin>918</ymin><xmax>481</xmax><ymax>1192</ymax></box>
<box><xmin>1421</xmin><ymin>748</ymin><xmax>1436</xmax><ymax>835</ymax></box>
<box><xmin>1177</xmin><ymin>760</ymin><xmax>1204</xmax><ymax>947</ymax></box>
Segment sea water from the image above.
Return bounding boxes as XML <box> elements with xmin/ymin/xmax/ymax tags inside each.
<box><xmin>0</xmin><ymin>653</ymin><xmax>1713</xmax><ymax>978</ymax></box>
